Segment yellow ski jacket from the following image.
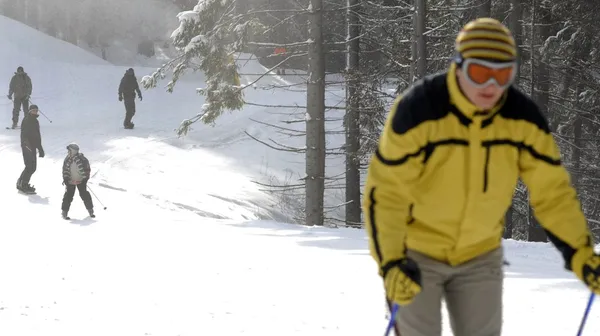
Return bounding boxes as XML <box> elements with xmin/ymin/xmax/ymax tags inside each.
<box><xmin>363</xmin><ymin>63</ymin><xmax>592</xmax><ymax>273</ymax></box>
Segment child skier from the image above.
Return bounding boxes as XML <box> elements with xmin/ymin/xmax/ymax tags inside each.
<box><xmin>61</xmin><ymin>143</ymin><xmax>95</xmax><ymax>219</ymax></box>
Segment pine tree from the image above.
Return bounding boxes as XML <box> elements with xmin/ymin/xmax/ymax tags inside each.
<box><xmin>141</xmin><ymin>0</ymin><xmax>263</xmax><ymax>135</ymax></box>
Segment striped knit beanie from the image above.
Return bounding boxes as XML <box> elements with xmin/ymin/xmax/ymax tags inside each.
<box><xmin>455</xmin><ymin>18</ymin><xmax>517</xmax><ymax>62</ymax></box>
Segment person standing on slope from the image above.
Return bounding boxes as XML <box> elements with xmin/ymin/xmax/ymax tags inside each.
<box><xmin>17</xmin><ymin>104</ymin><xmax>44</xmax><ymax>194</ymax></box>
<box><xmin>118</xmin><ymin>68</ymin><xmax>142</xmax><ymax>129</ymax></box>
<box><xmin>61</xmin><ymin>143</ymin><xmax>95</xmax><ymax>219</ymax></box>
<box><xmin>7</xmin><ymin>66</ymin><xmax>32</xmax><ymax>129</ymax></box>
<box><xmin>363</xmin><ymin>17</ymin><xmax>600</xmax><ymax>336</ymax></box>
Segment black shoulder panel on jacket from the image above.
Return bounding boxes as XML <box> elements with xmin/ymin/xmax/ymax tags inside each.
<box><xmin>391</xmin><ymin>72</ymin><xmax>450</xmax><ymax>135</ymax></box>
<box><xmin>498</xmin><ymin>86</ymin><xmax>551</xmax><ymax>133</ymax></box>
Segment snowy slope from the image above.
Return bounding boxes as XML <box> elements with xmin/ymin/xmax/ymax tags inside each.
<box><xmin>0</xmin><ymin>14</ymin><xmax>599</xmax><ymax>336</ymax></box>
<box><xmin>0</xmin><ymin>13</ymin><xmax>346</xmax><ymax>222</ymax></box>
<box><xmin>0</xmin><ymin>16</ymin><xmax>110</xmax><ymax>66</ymax></box>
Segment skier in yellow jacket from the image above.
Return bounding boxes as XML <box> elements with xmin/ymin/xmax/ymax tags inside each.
<box><xmin>363</xmin><ymin>17</ymin><xmax>600</xmax><ymax>336</ymax></box>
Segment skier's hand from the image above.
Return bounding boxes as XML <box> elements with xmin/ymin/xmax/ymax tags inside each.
<box><xmin>572</xmin><ymin>246</ymin><xmax>600</xmax><ymax>294</ymax></box>
<box><xmin>7</xmin><ymin>94</ymin><xmax>11</xmax><ymax>100</ymax></box>
<box><xmin>139</xmin><ymin>95</ymin><xmax>143</xmax><ymax>101</ymax></box>
<box><xmin>118</xmin><ymin>96</ymin><xmax>123</xmax><ymax>102</ymax></box>
<box><xmin>383</xmin><ymin>258</ymin><xmax>422</xmax><ymax>306</ymax></box>
<box><xmin>38</xmin><ymin>148</ymin><xmax>45</xmax><ymax>158</ymax></box>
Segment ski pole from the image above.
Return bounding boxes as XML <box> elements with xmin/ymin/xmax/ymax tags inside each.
<box><xmin>87</xmin><ymin>185</ymin><xmax>107</xmax><ymax>210</ymax></box>
<box><xmin>38</xmin><ymin>109</ymin><xmax>52</xmax><ymax>123</ymax></box>
<box><xmin>576</xmin><ymin>292</ymin><xmax>595</xmax><ymax>336</ymax></box>
<box><xmin>29</xmin><ymin>99</ymin><xmax>52</xmax><ymax>123</ymax></box>
<box><xmin>384</xmin><ymin>302</ymin><xmax>400</xmax><ymax>336</ymax></box>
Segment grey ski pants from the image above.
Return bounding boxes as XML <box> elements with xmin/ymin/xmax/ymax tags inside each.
<box><xmin>396</xmin><ymin>247</ymin><xmax>504</xmax><ymax>336</ymax></box>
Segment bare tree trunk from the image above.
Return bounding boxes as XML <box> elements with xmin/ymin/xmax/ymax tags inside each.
<box><xmin>572</xmin><ymin>109</ymin><xmax>583</xmax><ymax>189</ymax></box>
<box><xmin>409</xmin><ymin>11</ymin><xmax>417</xmax><ymax>83</ymax></box>
<box><xmin>503</xmin><ymin>200</ymin><xmax>514</xmax><ymax>239</ymax></box>
<box><xmin>509</xmin><ymin>0</ymin><xmax>522</xmax><ymax>85</ymax></box>
<box><xmin>535</xmin><ymin>5</ymin><xmax>551</xmax><ymax>127</ymax></box>
<box><xmin>479</xmin><ymin>0</ymin><xmax>491</xmax><ymax>17</ymax></box>
<box><xmin>305</xmin><ymin>0</ymin><xmax>326</xmax><ymax>226</ymax></box>
<box><xmin>504</xmin><ymin>0</ymin><xmax>522</xmax><ymax>239</ymax></box>
<box><xmin>415</xmin><ymin>0</ymin><xmax>427</xmax><ymax>78</ymax></box>
<box><xmin>344</xmin><ymin>0</ymin><xmax>361</xmax><ymax>227</ymax></box>
<box><xmin>527</xmin><ymin>0</ymin><xmax>550</xmax><ymax>242</ymax></box>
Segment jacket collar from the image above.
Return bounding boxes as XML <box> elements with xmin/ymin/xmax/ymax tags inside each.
<box><xmin>446</xmin><ymin>62</ymin><xmax>507</xmax><ymax>120</ymax></box>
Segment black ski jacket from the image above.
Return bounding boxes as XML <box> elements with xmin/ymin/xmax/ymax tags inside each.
<box><xmin>9</xmin><ymin>72</ymin><xmax>32</xmax><ymax>99</ymax></box>
<box><xmin>21</xmin><ymin>114</ymin><xmax>43</xmax><ymax>151</ymax></box>
<box><xmin>118</xmin><ymin>69</ymin><xmax>141</xmax><ymax>99</ymax></box>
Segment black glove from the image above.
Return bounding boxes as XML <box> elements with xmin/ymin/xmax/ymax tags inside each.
<box><xmin>62</xmin><ymin>180</ymin><xmax>67</xmax><ymax>186</ymax></box>
<box><xmin>139</xmin><ymin>95</ymin><xmax>143</xmax><ymax>101</ymax></box>
<box><xmin>38</xmin><ymin>148</ymin><xmax>45</xmax><ymax>158</ymax></box>
<box><xmin>7</xmin><ymin>94</ymin><xmax>12</xmax><ymax>100</ymax></box>
<box><xmin>119</xmin><ymin>96</ymin><xmax>123</xmax><ymax>102</ymax></box>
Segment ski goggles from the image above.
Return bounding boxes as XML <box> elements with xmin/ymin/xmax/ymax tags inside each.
<box><xmin>461</xmin><ymin>58</ymin><xmax>516</xmax><ymax>89</ymax></box>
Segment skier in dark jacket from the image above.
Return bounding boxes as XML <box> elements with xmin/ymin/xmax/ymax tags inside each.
<box><xmin>61</xmin><ymin>143</ymin><xmax>94</xmax><ymax>219</ymax></box>
<box><xmin>7</xmin><ymin>66</ymin><xmax>32</xmax><ymax>129</ymax></box>
<box><xmin>17</xmin><ymin>104</ymin><xmax>44</xmax><ymax>194</ymax></box>
<box><xmin>118</xmin><ymin>68</ymin><xmax>142</xmax><ymax>129</ymax></box>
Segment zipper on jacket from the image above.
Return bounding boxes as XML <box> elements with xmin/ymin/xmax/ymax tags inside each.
<box><xmin>483</xmin><ymin>146</ymin><xmax>490</xmax><ymax>192</ymax></box>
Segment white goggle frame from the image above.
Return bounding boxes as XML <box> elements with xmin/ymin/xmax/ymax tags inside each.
<box><xmin>461</xmin><ymin>58</ymin><xmax>517</xmax><ymax>89</ymax></box>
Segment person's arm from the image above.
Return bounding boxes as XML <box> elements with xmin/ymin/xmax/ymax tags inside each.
<box><xmin>134</xmin><ymin>80</ymin><xmax>142</xmax><ymax>99</ymax></box>
<box><xmin>518</xmin><ymin>102</ymin><xmax>593</xmax><ymax>272</ymax></box>
<box><xmin>62</xmin><ymin>157</ymin><xmax>70</xmax><ymax>184</ymax></box>
<box><xmin>26</xmin><ymin>75</ymin><xmax>32</xmax><ymax>96</ymax></box>
<box><xmin>118</xmin><ymin>77</ymin><xmax>125</xmax><ymax>99</ymax></box>
<box><xmin>8</xmin><ymin>76</ymin><xmax>15</xmax><ymax>97</ymax></box>
<box><xmin>21</xmin><ymin>118</ymin><xmax>32</xmax><ymax>149</ymax></box>
<box><xmin>32</xmin><ymin>121</ymin><xmax>43</xmax><ymax>156</ymax></box>
<box><xmin>82</xmin><ymin>156</ymin><xmax>91</xmax><ymax>180</ymax></box>
<box><xmin>363</xmin><ymin>92</ymin><xmax>429</xmax><ymax>276</ymax></box>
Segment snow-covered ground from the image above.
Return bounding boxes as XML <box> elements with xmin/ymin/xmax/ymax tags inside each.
<box><xmin>0</xmin><ymin>14</ymin><xmax>599</xmax><ymax>335</ymax></box>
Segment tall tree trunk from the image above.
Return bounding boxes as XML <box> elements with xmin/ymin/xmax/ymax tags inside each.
<box><xmin>535</xmin><ymin>5</ymin><xmax>552</xmax><ymax>128</ymax></box>
<box><xmin>305</xmin><ymin>0</ymin><xmax>326</xmax><ymax>226</ymax></box>
<box><xmin>527</xmin><ymin>0</ymin><xmax>552</xmax><ymax>242</ymax></box>
<box><xmin>344</xmin><ymin>0</ymin><xmax>361</xmax><ymax>227</ymax></box>
<box><xmin>572</xmin><ymin>107</ymin><xmax>583</xmax><ymax>190</ymax></box>
<box><xmin>415</xmin><ymin>0</ymin><xmax>427</xmax><ymax>78</ymax></box>
<box><xmin>503</xmin><ymin>0</ymin><xmax>522</xmax><ymax>239</ymax></box>
<box><xmin>568</xmin><ymin>38</ymin><xmax>592</xmax><ymax>192</ymax></box>
<box><xmin>409</xmin><ymin>11</ymin><xmax>417</xmax><ymax>83</ymax></box>
<box><xmin>503</xmin><ymin>197</ymin><xmax>514</xmax><ymax>239</ymax></box>
<box><xmin>509</xmin><ymin>0</ymin><xmax>522</xmax><ymax>86</ymax></box>
<box><xmin>479</xmin><ymin>0</ymin><xmax>491</xmax><ymax>17</ymax></box>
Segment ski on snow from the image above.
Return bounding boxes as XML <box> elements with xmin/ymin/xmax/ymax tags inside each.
<box><xmin>62</xmin><ymin>215</ymin><xmax>96</xmax><ymax>220</ymax></box>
